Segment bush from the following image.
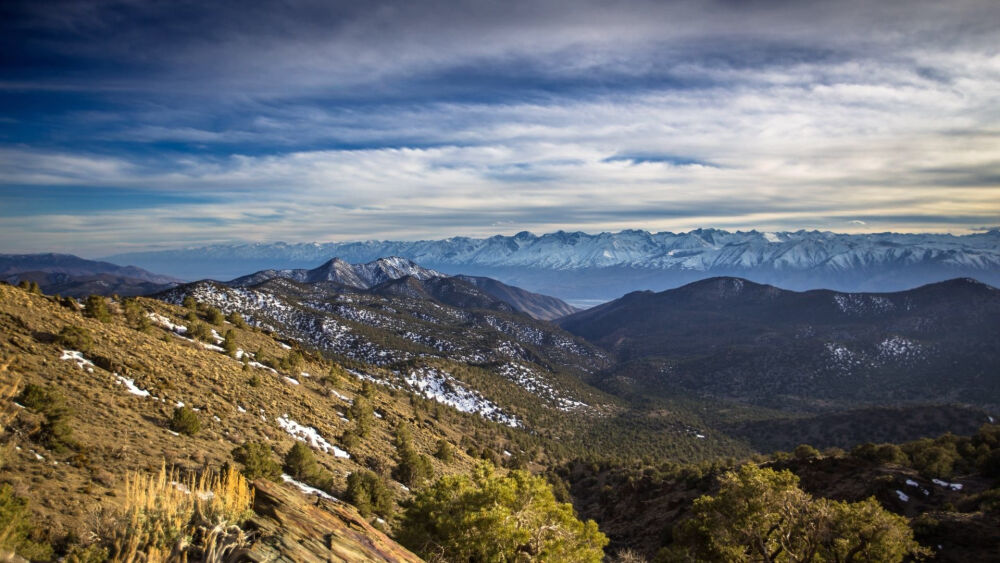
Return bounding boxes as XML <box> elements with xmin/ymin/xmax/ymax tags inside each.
<box><xmin>223</xmin><ymin>330</ymin><xmax>238</xmax><ymax>357</ymax></box>
<box><xmin>226</xmin><ymin>311</ymin><xmax>246</xmax><ymax>327</ymax></box>
<box><xmin>0</xmin><ymin>483</ymin><xmax>54</xmax><ymax>560</ymax></box>
<box><xmin>394</xmin><ymin>446</ymin><xmax>434</xmax><ymax>489</ymax></box>
<box><xmin>56</xmin><ymin>325</ymin><xmax>93</xmax><ymax>352</ymax></box>
<box><xmin>398</xmin><ymin>463</ymin><xmax>607</xmax><ymax>562</ymax></box>
<box><xmin>434</xmin><ymin>439</ymin><xmax>454</xmax><ymax>462</ymax></box>
<box><xmin>661</xmin><ymin>464</ymin><xmax>927</xmax><ymax>562</ymax></box>
<box><xmin>17</xmin><ymin>384</ymin><xmax>77</xmax><ymax>452</ymax></box>
<box><xmin>183</xmin><ymin>296</ymin><xmax>197</xmax><ymax>309</ymax></box>
<box><xmin>110</xmin><ymin>464</ymin><xmax>253</xmax><ymax>561</ymax></box>
<box><xmin>283</xmin><ymin>442</ymin><xmax>335</xmax><ymax>492</ymax></box>
<box><xmin>122</xmin><ymin>298</ymin><xmax>149</xmax><ymax>330</ymax></box>
<box><xmin>349</xmin><ymin>395</ymin><xmax>374</xmax><ymax>438</ymax></box>
<box><xmin>206</xmin><ymin>307</ymin><xmax>225</xmax><ymax>326</ymax></box>
<box><xmin>187</xmin><ymin>321</ymin><xmax>213</xmax><ymax>343</ymax></box>
<box><xmin>84</xmin><ymin>295</ymin><xmax>111</xmax><ymax>322</ymax></box>
<box><xmin>793</xmin><ymin>444</ymin><xmax>820</xmax><ymax>460</ymax></box>
<box><xmin>231</xmin><ymin>441</ymin><xmax>281</xmax><ymax>481</ymax></box>
<box><xmin>345</xmin><ymin>470</ymin><xmax>394</xmax><ymax>519</ymax></box>
<box><xmin>170</xmin><ymin>406</ymin><xmax>201</xmax><ymax>436</ymax></box>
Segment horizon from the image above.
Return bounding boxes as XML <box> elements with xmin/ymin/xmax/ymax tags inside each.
<box><xmin>3</xmin><ymin>225</ymin><xmax>1000</xmax><ymax>260</ymax></box>
<box><xmin>2</xmin><ymin>1</ymin><xmax>1000</xmax><ymax>255</ymax></box>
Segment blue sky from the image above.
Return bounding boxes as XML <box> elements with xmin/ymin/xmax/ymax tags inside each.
<box><xmin>1</xmin><ymin>0</ymin><xmax>999</xmax><ymax>256</ymax></box>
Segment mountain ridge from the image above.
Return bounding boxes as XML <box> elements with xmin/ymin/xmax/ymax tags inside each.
<box><xmin>103</xmin><ymin>229</ymin><xmax>1000</xmax><ymax>301</ymax></box>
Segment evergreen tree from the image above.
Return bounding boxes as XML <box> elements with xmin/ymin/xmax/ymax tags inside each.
<box><xmin>660</xmin><ymin>464</ymin><xmax>927</xmax><ymax>562</ymax></box>
<box><xmin>84</xmin><ymin>295</ymin><xmax>111</xmax><ymax>322</ymax></box>
<box><xmin>231</xmin><ymin>441</ymin><xmax>281</xmax><ymax>481</ymax></box>
<box><xmin>398</xmin><ymin>463</ymin><xmax>607</xmax><ymax>562</ymax></box>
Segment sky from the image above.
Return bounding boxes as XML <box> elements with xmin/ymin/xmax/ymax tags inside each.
<box><xmin>1</xmin><ymin>0</ymin><xmax>999</xmax><ymax>256</ymax></box>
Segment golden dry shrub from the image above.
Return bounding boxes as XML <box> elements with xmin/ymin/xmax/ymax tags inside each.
<box><xmin>111</xmin><ymin>463</ymin><xmax>254</xmax><ymax>563</ymax></box>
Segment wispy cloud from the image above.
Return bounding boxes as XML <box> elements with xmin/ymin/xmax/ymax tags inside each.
<box><xmin>1</xmin><ymin>0</ymin><xmax>998</xmax><ymax>254</ymax></box>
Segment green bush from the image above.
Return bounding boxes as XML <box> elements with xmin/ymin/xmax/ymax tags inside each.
<box><xmin>226</xmin><ymin>311</ymin><xmax>246</xmax><ymax>328</ymax></box>
<box><xmin>0</xmin><ymin>483</ymin><xmax>55</xmax><ymax>560</ymax></box>
<box><xmin>56</xmin><ymin>325</ymin><xmax>93</xmax><ymax>352</ymax></box>
<box><xmin>349</xmin><ymin>395</ymin><xmax>375</xmax><ymax>438</ymax></box>
<box><xmin>84</xmin><ymin>295</ymin><xmax>111</xmax><ymax>322</ymax></box>
<box><xmin>661</xmin><ymin>464</ymin><xmax>927</xmax><ymax>563</ymax></box>
<box><xmin>345</xmin><ymin>470</ymin><xmax>394</xmax><ymax>519</ymax></box>
<box><xmin>206</xmin><ymin>307</ymin><xmax>225</xmax><ymax>326</ymax></box>
<box><xmin>231</xmin><ymin>441</ymin><xmax>281</xmax><ymax>481</ymax></box>
<box><xmin>223</xmin><ymin>330</ymin><xmax>238</xmax><ymax>357</ymax></box>
<box><xmin>187</xmin><ymin>321</ymin><xmax>213</xmax><ymax>343</ymax></box>
<box><xmin>394</xmin><ymin>446</ymin><xmax>434</xmax><ymax>489</ymax></box>
<box><xmin>793</xmin><ymin>444</ymin><xmax>820</xmax><ymax>460</ymax></box>
<box><xmin>398</xmin><ymin>463</ymin><xmax>607</xmax><ymax>562</ymax></box>
<box><xmin>283</xmin><ymin>442</ymin><xmax>335</xmax><ymax>492</ymax></box>
<box><xmin>434</xmin><ymin>439</ymin><xmax>454</xmax><ymax>462</ymax></box>
<box><xmin>183</xmin><ymin>296</ymin><xmax>197</xmax><ymax>309</ymax></box>
<box><xmin>170</xmin><ymin>406</ymin><xmax>201</xmax><ymax>436</ymax></box>
<box><xmin>17</xmin><ymin>384</ymin><xmax>77</xmax><ymax>452</ymax></box>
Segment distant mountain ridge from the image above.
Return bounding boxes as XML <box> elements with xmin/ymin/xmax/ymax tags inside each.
<box><xmin>104</xmin><ymin>229</ymin><xmax>1000</xmax><ymax>302</ymax></box>
<box><xmin>0</xmin><ymin>253</ymin><xmax>181</xmax><ymax>297</ymax></box>
<box><xmin>558</xmin><ymin>276</ymin><xmax>1000</xmax><ymax>409</ymax></box>
<box><xmin>229</xmin><ymin>257</ymin><xmax>577</xmax><ymax>320</ymax></box>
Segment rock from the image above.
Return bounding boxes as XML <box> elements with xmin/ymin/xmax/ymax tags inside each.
<box><xmin>240</xmin><ymin>479</ymin><xmax>422</xmax><ymax>562</ymax></box>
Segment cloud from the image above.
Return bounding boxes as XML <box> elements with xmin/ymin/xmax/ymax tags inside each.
<box><xmin>0</xmin><ymin>0</ymin><xmax>999</xmax><ymax>254</ymax></box>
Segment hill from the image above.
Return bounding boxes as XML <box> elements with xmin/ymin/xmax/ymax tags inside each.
<box><xmin>0</xmin><ymin>253</ymin><xmax>180</xmax><ymax>297</ymax></box>
<box><xmin>558</xmin><ymin>277</ymin><xmax>1000</xmax><ymax>410</ymax></box>
<box><xmin>230</xmin><ymin>257</ymin><xmax>578</xmax><ymax>320</ymax></box>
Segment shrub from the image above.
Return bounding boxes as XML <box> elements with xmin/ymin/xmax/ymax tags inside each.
<box><xmin>793</xmin><ymin>444</ymin><xmax>820</xmax><ymax>460</ymax></box>
<box><xmin>661</xmin><ymin>464</ymin><xmax>927</xmax><ymax>562</ymax></box>
<box><xmin>394</xmin><ymin>446</ymin><xmax>434</xmax><ymax>489</ymax></box>
<box><xmin>183</xmin><ymin>296</ymin><xmax>197</xmax><ymax>309</ymax></box>
<box><xmin>398</xmin><ymin>463</ymin><xmax>607</xmax><ymax>562</ymax></box>
<box><xmin>226</xmin><ymin>311</ymin><xmax>246</xmax><ymax>327</ymax></box>
<box><xmin>84</xmin><ymin>295</ymin><xmax>111</xmax><ymax>322</ymax></box>
<box><xmin>17</xmin><ymin>384</ymin><xmax>77</xmax><ymax>452</ymax></box>
<box><xmin>56</xmin><ymin>325</ymin><xmax>93</xmax><ymax>352</ymax></box>
<box><xmin>283</xmin><ymin>442</ymin><xmax>335</xmax><ymax>492</ymax></box>
<box><xmin>187</xmin><ymin>321</ymin><xmax>213</xmax><ymax>343</ymax></box>
<box><xmin>223</xmin><ymin>330</ymin><xmax>238</xmax><ymax>357</ymax></box>
<box><xmin>122</xmin><ymin>298</ymin><xmax>148</xmax><ymax>330</ymax></box>
<box><xmin>349</xmin><ymin>395</ymin><xmax>374</xmax><ymax>438</ymax></box>
<box><xmin>110</xmin><ymin>464</ymin><xmax>253</xmax><ymax>561</ymax></box>
<box><xmin>0</xmin><ymin>483</ymin><xmax>54</xmax><ymax>561</ymax></box>
<box><xmin>231</xmin><ymin>441</ymin><xmax>281</xmax><ymax>481</ymax></box>
<box><xmin>434</xmin><ymin>439</ymin><xmax>454</xmax><ymax>462</ymax></box>
<box><xmin>345</xmin><ymin>470</ymin><xmax>394</xmax><ymax>519</ymax></box>
<box><xmin>170</xmin><ymin>406</ymin><xmax>201</xmax><ymax>436</ymax></box>
<box><xmin>206</xmin><ymin>307</ymin><xmax>225</xmax><ymax>326</ymax></box>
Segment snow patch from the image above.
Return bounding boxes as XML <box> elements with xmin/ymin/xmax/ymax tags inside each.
<box><xmin>281</xmin><ymin>474</ymin><xmax>337</xmax><ymax>501</ymax></box>
<box><xmin>276</xmin><ymin>415</ymin><xmax>350</xmax><ymax>458</ymax></box>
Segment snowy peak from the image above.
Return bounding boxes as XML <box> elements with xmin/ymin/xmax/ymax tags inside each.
<box><xmin>353</xmin><ymin>256</ymin><xmax>445</xmax><ymax>287</ymax></box>
<box><xmin>230</xmin><ymin>256</ymin><xmax>445</xmax><ymax>290</ymax></box>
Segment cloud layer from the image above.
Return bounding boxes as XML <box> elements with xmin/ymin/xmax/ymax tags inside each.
<box><xmin>1</xmin><ymin>0</ymin><xmax>999</xmax><ymax>255</ymax></box>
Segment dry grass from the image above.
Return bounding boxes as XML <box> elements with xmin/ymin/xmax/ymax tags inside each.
<box><xmin>110</xmin><ymin>463</ymin><xmax>253</xmax><ymax>563</ymax></box>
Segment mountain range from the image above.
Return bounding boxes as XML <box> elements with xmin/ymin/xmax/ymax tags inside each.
<box><xmin>559</xmin><ymin>276</ymin><xmax>1000</xmax><ymax>412</ymax></box>
<box><xmin>0</xmin><ymin>253</ymin><xmax>181</xmax><ymax>297</ymax></box>
<box><xmin>105</xmin><ymin>228</ymin><xmax>1000</xmax><ymax>304</ymax></box>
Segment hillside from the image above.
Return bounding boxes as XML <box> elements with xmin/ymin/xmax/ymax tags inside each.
<box><xmin>0</xmin><ymin>253</ymin><xmax>181</xmax><ymax>297</ymax></box>
<box><xmin>105</xmin><ymin>229</ymin><xmax>1000</xmax><ymax>301</ymax></box>
<box><xmin>229</xmin><ymin>257</ymin><xmax>578</xmax><ymax>321</ymax></box>
<box><xmin>558</xmin><ymin>277</ymin><xmax>1000</xmax><ymax>410</ymax></box>
<box><xmin>563</xmin><ymin>421</ymin><xmax>1000</xmax><ymax>562</ymax></box>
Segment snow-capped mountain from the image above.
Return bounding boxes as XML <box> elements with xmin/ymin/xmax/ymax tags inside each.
<box><xmin>107</xmin><ymin>228</ymin><xmax>1000</xmax><ymax>302</ymax></box>
<box><xmin>229</xmin><ymin>256</ymin><xmax>444</xmax><ymax>289</ymax></box>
